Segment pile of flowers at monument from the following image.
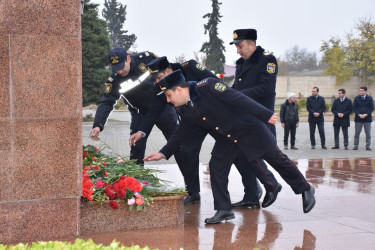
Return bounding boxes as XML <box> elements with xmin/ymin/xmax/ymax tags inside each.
<box><xmin>82</xmin><ymin>145</ymin><xmax>185</xmax><ymax>211</ymax></box>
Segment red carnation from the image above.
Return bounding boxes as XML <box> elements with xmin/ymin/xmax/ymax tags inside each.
<box><xmin>95</xmin><ymin>180</ymin><xmax>105</xmax><ymax>188</ymax></box>
<box><xmin>104</xmin><ymin>187</ymin><xmax>116</xmax><ymax>200</ymax></box>
<box><xmin>110</xmin><ymin>200</ymin><xmax>119</xmax><ymax>210</ymax></box>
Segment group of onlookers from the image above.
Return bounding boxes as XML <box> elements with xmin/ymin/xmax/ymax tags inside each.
<box><xmin>280</xmin><ymin>86</ymin><xmax>374</xmax><ymax>151</ymax></box>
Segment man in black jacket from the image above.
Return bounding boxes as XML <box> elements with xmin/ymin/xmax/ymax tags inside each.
<box><xmin>331</xmin><ymin>89</ymin><xmax>352</xmax><ymax>150</ymax></box>
<box><xmin>306</xmin><ymin>87</ymin><xmax>327</xmax><ymax>149</ymax></box>
<box><xmin>280</xmin><ymin>93</ymin><xmax>299</xmax><ymax>150</ymax></box>
<box><xmin>90</xmin><ymin>47</ymin><xmax>182</xmax><ymax>166</ymax></box>
<box><xmin>144</xmin><ymin>71</ymin><xmax>316</xmax><ymax>223</ymax></box>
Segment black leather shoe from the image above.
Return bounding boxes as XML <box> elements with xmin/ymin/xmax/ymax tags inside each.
<box><xmin>231</xmin><ymin>199</ymin><xmax>260</xmax><ymax>209</ymax></box>
<box><xmin>345</xmin><ymin>146</ymin><xmax>348</xmax><ymax>150</ymax></box>
<box><xmin>311</xmin><ymin>145</ymin><xmax>315</xmax><ymax>149</ymax></box>
<box><xmin>302</xmin><ymin>185</ymin><xmax>316</xmax><ymax>213</ymax></box>
<box><xmin>322</xmin><ymin>145</ymin><xmax>327</xmax><ymax>149</ymax></box>
<box><xmin>331</xmin><ymin>146</ymin><xmax>339</xmax><ymax>149</ymax></box>
<box><xmin>262</xmin><ymin>184</ymin><xmax>282</xmax><ymax>208</ymax></box>
<box><xmin>291</xmin><ymin>146</ymin><xmax>298</xmax><ymax>150</ymax></box>
<box><xmin>204</xmin><ymin>210</ymin><xmax>235</xmax><ymax>224</ymax></box>
<box><xmin>184</xmin><ymin>193</ymin><xmax>200</xmax><ymax>205</ymax></box>
<box><xmin>353</xmin><ymin>147</ymin><xmax>358</xmax><ymax>150</ymax></box>
<box><xmin>366</xmin><ymin>147</ymin><xmax>372</xmax><ymax>151</ymax></box>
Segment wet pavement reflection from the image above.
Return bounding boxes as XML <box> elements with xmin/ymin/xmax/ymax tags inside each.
<box><xmin>61</xmin><ymin>157</ymin><xmax>375</xmax><ymax>249</ymax></box>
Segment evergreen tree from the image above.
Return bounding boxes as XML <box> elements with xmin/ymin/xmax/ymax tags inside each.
<box><xmin>200</xmin><ymin>0</ymin><xmax>226</xmax><ymax>74</ymax></box>
<box><xmin>82</xmin><ymin>0</ymin><xmax>111</xmax><ymax>106</ymax></box>
<box><xmin>102</xmin><ymin>0</ymin><xmax>136</xmax><ymax>50</ymax></box>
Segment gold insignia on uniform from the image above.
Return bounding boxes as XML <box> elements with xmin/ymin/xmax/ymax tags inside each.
<box><xmin>138</xmin><ymin>63</ymin><xmax>147</xmax><ymax>72</ymax></box>
<box><xmin>264</xmin><ymin>52</ymin><xmax>271</xmax><ymax>55</ymax></box>
<box><xmin>108</xmin><ymin>77</ymin><xmax>113</xmax><ymax>82</ymax></box>
<box><xmin>214</xmin><ymin>82</ymin><xmax>226</xmax><ymax>92</ymax></box>
<box><xmin>110</xmin><ymin>56</ymin><xmax>119</xmax><ymax>64</ymax></box>
<box><xmin>196</xmin><ymin>63</ymin><xmax>205</xmax><ymax>71</ymax></box>
<box><xmin>152</xmin><ymin>53</ymin><xmax>159</xmax><ymax>58</ymax></box>
<box><xmin>267</xmin><ymin>63</ymin><xmax>276</xmax><ymax>74</ymax></box>
<box><xmin>233</xmin><ymin>32</ymin><xmax>238</xmax><ymax>39</ymax></box>
<box><xmin>145</xmin><ymin>52</ymin><xmax>150</xmax><ymax>57</ymax></box>
<box><xmin>104</xmin><ymin>83</ymin><xmax>112</xmax><ymax>93</ymax></box>
<box><xmin>159</xmin><ymin>86</ymin><xmax>166</xmax><ymax>91</ymax></box>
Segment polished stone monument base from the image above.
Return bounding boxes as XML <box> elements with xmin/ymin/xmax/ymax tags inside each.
<box><xmin>80</xmin><ymin>195</ymin><xmax>184</xmax><ymax>234</ymax></box>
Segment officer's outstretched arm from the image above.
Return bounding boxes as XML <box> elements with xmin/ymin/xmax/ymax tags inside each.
<box><xmin>144</xmin><ymin>153</ymin><xmax>163</xmax><ymax>162</ymax></box>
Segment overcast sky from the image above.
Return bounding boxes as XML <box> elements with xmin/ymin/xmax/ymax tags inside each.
<box><xmin>90</xmin><ymin>0</ymin><xmax>375</xmax><ymax>67</ymax></box>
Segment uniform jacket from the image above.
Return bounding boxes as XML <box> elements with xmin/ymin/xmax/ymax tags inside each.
<box><xmin>93</xmin><ymin>51</ymin><xmax>157</xmax><ymax>130</ymax></box>
<box><xmin>352</xmin><ymin>95</ymin><xmax>374</xmax><ymax>123</ymax></box>
<box><xmin>232</xmin><ymin>46</ymin><xmax>277</xmax><ymax>112</ymax></box>
<box><xmin>306</xmin><ymin>95</ymin><xmax>326</xmax><ymax>123</ymax></box>
<box><xmin>331</xmin><ymin>97</ymin><xmax>352</xmax><ymax>127</ymax></box>
<box><xmin>280</xmin><ymin>100</ymin><xmax>299</xmax><ymax>124</ymax></box>
<box><xmin>137</xmin><ymin>60</ymin><xmax>218</xmax><ymax>135</ymax></box>
<box><xmin>159</xmin><ymin>78</ymin><xmax>276</xmax><ymax>162</ymax></box>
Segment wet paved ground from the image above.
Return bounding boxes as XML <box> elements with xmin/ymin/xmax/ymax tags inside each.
<box><xmin>78</xmin><ymin>110</ymin><xmax>375</xmax><ymax>249</ymax></box>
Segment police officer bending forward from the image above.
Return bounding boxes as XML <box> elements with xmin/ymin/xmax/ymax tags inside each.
<box><xmin>144</xmin><ymin>70</ymin><xmax>316</xmax><ymax>224</ymax></box>
<box><xmin>90</xmin><ymin>47</ymin><xmax>182</xmax><ymax>166</ymax></box>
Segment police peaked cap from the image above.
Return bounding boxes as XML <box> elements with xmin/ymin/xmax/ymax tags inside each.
<box><xmin>157</xmin><ymin>69</ymin><xmax>185</xmax><ymax>95</ymax></box>
<box><xmin>147</xmin><ymin>56</ymin><xmax>170</xmax><ymax>74</ymax></box>
<box><xmin>230</xmin><ymin>29</ymin><xmax>257</xmax><ymax>45</ymax></box>
<box><xmin>108</xmin><ymin>47</ymin><xmax>128</xmax><ymax>72</ymax></box>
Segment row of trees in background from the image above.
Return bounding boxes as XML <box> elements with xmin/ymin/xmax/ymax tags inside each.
<box><xmin>320</xmin><ymin>18</ymin><xmax>375</xmax><ymax>85</ymax></box>
<box><xmin>81</xmin><ymin>0</ymin><xmax>375</xmax><ymax>107</ymax></box>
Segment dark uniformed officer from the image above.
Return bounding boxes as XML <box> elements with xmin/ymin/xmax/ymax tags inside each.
<box><xmin>90</xmin><ymin>47</ymin><xmax>182</xmax><ymax>166</ymax></box>
<box><xmin>144</xmin><ymin>71</ymin><xmax>316</xmax><ymax>224</ymax></box>
<box><xmin>229</xmin><ymin>28</ymin><xmax>279</xmax><ymax>209</ymax></box>
<box><xmin>129</xmin><ymin>56</ymin><xmax>217</xmax><ymax>205</ymax></box>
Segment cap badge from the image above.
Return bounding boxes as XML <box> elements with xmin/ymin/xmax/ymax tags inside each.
<box><xmin>214</xmin><ymin>82</ymin><xmax>226</xmax><ymax>92</ymax></box>
<box><xmin>267</xmin><ymin>63</ymin><xmax>276</xmax><ymax>74</ymax></box>
<box><xmin>159</xmin><ymin>85</ymin><xmax>166</xmax><ymax>91</ymax></box>
<box><xmin>196</xmin><ymin>63</ymin><xmax>205</xmax><ymax>71</ymax></box>
<box><xmin>233</xmin><ymin>32</ymin><xmax>238</xmax><ymax>39</ymax></box>
<box><xmin>110</xmin><ymin>56</ymin><xmax>119</xmax><ymax>64</ymax></box>
<box><xmin>138</xmin><ymin>63</ymin><xmax>147</xmax><ymax>72</ymax></box>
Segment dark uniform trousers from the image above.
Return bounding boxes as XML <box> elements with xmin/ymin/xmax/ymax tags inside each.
<box><xmin>210</xmin><ymin>141</ymin><xmax>309</xmax><ymax>211</ymax></box>
<box><xmin>130</xmin><ymin>104</ymin><xmax>183</xmax><ymax>167</ymax></box>
<box><xmin>180</xmin><ymin>126</ymin><xmax>208</xmax><ymax>194</ymax></box>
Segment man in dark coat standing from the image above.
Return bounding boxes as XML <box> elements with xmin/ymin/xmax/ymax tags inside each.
<box><xmin>352</xmin><ymin>86</ymin><xmax>374</xmax><ymax>150</ymax></box>
<box><xmin>306</xmin><ymin>87</ymin><xmax>327</xmax><ymax>149</ymax></box>
<box><xmin>229</xmin><ymin>28</ymin><xmax>278</xmax><ymax>209</ymax></box>
<box><xmin>331</xmin><ymin>88</ymin><xmax>352</xmax><ymax>150</ymax></box>
<box><xmin>144</xmin><ymin>71</ymin><xmax>316</xmax><ymax>224</ymax></box>
<box><xmin>280</xmin><ymin>93</ymin><xmax>299</xmax><ymax>150</ymax></box>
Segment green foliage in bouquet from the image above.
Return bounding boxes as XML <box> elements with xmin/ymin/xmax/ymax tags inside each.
<box><xmin>82</xmin><ymin>145</ymin><xmax>186</xmax><ymax>212</ymax></box>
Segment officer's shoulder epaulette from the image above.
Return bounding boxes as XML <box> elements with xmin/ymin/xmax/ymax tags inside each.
<box><xmin>197</xmin><ymin>79</ymin><xmax>208</xmax><ymax>87</ymax></box>
<box><xmin>105</xmin><ymin>72</ymin><xmax>118</xmax><ymax>83</ymax></box>
<box><xmin>181</xmin><ymin>61</ymin><xmax>190</xmax><ymax>68</ymax></box>
<box><xmin>136</xmin><ymin>51</ymin><xmax>158</xmax><ymax>60</ymax></box>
